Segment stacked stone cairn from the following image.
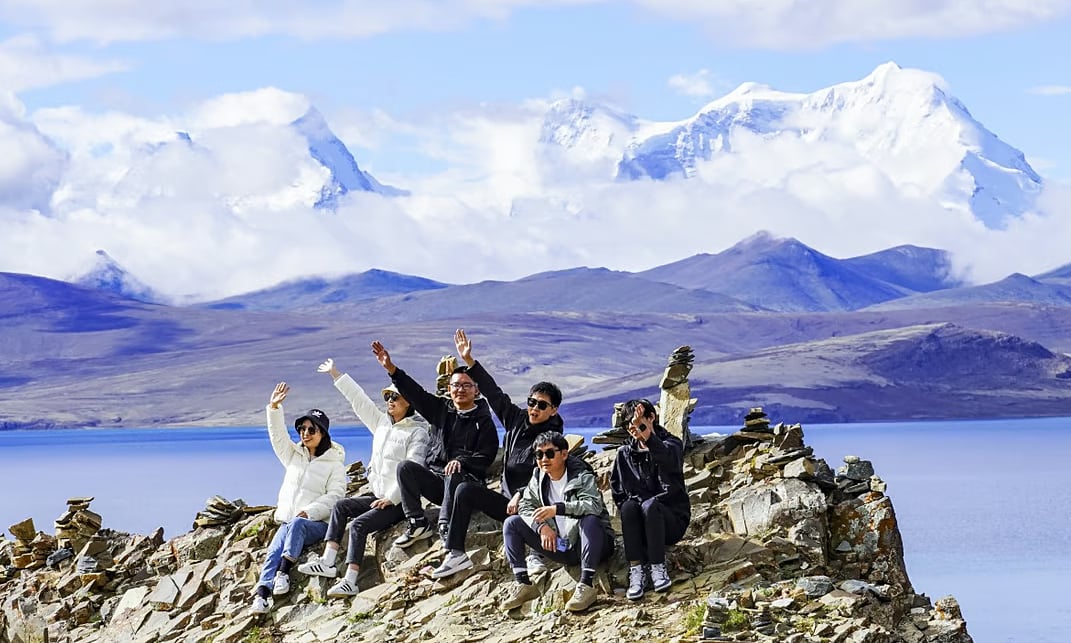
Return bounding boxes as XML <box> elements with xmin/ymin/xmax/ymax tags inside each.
<box><xmin>7</xmin><ymin>518</ymin><xmax>45</xmax><ymax>571</ymax></box>
<box><xmin>345</xmin><ymin>460</ymin><xmax>370</xmax><ymax>496</ymax></box>
<box><xmin>193</xmin><ymin>496</ymin><xmax>252</xmax><ymax>529</ymax></box>
<box><xmin>434</xmin><ymin>355</ymin><xmax>459</xmax><ymax>397</ymax></box>
<box><xmin>54</xmin><ymin>496</ymin><xmax>102</xmax><ymax>553</ymax></box>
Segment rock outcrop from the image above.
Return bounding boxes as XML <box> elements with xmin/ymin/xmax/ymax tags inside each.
<box><xmin>0</xmin><ymin>411</ymin><xmax>972</xmax><ymax>643</ymax></box>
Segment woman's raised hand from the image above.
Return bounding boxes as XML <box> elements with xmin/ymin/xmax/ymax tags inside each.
<box><xmin>269</xmin><ymin>382</ymin><xmax>289</xmax><ymax>408</ymax></box>
<box><xmin>317</xmin><ymin>358</ymin><xmax>341</xmax><ymax>380</ymax></box>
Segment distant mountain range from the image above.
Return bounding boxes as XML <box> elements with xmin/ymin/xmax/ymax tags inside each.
<box><xmin>541</xmin><ymin>62</ymin><xmax>1042</xmax><ymax>229</ymax></box>
<box><xmin>4</xmin><ymin>231</ymin><xmax>1069</xmax><ymax>430</ymax></box>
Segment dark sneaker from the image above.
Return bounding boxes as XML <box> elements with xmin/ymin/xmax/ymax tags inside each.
<box><xmin>430</xmin><ymin>551</ymin><xmax>473</xmax><ymax>579</ymax></box>
<box><xmin>393</xmin><ymin>520</ymin><xmax>434</xmax><ymax>548</ymax></box>
<box><xmin>500</xmin><ymin>581</ymin><xmax>541</xmax><ymax>611</ymax></box>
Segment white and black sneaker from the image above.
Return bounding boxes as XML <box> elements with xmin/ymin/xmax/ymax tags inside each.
<box><xmin>297</xmin><ymin>554</ymin><xmax>338</xmax><ymax>578</ymax></box>
<box><xmin>250</xmin><ymin>595</ymin><xmax>271</xmax><ymax>614</ymax></box>
<box><xmin>626</xmin><ymin>564</ymin><xmax>646</xmax><ymax>600</ymax></box>
<box><xmin>430</xmin><ymin>551</ymin><xmax>473</xmax><ymax>579</ymax></box>
<box><xmin>393</xmin><ymin>519</ymin><xmax>435</xmax><ymax>548</ymax></box>
<box><xmin>526</xmin><ymin>553</ymin><xmax>548</xmax><ymax>577</ymax></box>
<box><xmin>271</xmin><ymin>572</ymin><xmax>290</xmax><ymax>596</ymax></box>
<box><xmin>650</xmin><ymin>563</ymin><xmax>672</xmax><ymax>592</ymax></box>
<box><xmin>326</xmin><ymin>578</ymin><xmax>360</xmax><ymax>597</ymax></box>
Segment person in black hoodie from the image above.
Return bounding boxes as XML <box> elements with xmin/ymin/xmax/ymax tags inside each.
<box><xmin>610</xmin><ymin>398</ymin><xmax>690</xmax><ymax>601</ymax></box>
<box><xmin>371</xmin><ymin>340</ymin><xmax>499</xmax><ymax>548</ymax></box>
<box><xmin>430</xmin><ymin>329</ymin><xmax>565</xmax><ymax>579</ymax></box>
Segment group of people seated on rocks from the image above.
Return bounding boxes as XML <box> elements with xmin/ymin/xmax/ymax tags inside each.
<box><xmin>251</xmin><ymin>329</ymin><xmax>691</xmax><ymax>616</ymax></box>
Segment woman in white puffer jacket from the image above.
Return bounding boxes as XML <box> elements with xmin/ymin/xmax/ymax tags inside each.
<box><xmin>251</xmin><ymin>382</ymin><xmax>346</xmax><ymax>614</ymax></box>
<box><xmin>296</xmin><ymin>358</ymin><xmax>430</xmax><ymax>598</ymax></box>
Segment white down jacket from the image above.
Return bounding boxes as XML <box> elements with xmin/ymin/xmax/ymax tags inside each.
<box><xmin>266</xmin><ymin>404</ymin><xmax>346</xmax><ymax>523</ymax></box>
<box><xmin>334</xmin><ymin>374</ymin><xmax>430</xmax><ymax>504</ymax></box>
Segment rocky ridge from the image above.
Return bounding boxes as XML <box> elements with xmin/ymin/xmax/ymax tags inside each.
<box><xmin>0</xmin><ymin>406</ymin><xmax>972</xmax><ymax>643</ymax></box>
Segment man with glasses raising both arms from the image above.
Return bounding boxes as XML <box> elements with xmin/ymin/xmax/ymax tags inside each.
<box><xmin>429</xmin><ymin>329</ymin><xmax>564</xmax><ymax>579</ymax></box>
<box><xmin>372</xmin><ymin>340</ymin><xmax>498</xmax><ymax>548</ymax></box>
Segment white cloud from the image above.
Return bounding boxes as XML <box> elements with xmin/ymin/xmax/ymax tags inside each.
<box><xmin>1028</xmin><ymin>85</ymin><xmax>1071</xmax><ymax>96</ymax></box>
<box><xmin>0</xmin><ymin>93</ymin><xmax>67</xmax><ymax>212</ymax></box>
<box><xmin>0</xmin><ymin>34</ymin><xmax>126</xmax><ymax>91</ymax></box>
<box><xmin>631</xmin><ymin>0</ymin><xmax>1071</xmax><ymax>49</ymax></box>
<box><xmin>667</xmin><ymin>69</ymin><xmax>718</xmax><ymax>97</ymax></box>
<box><xmin>3</xmin><ymin>86</ymin><xmax>1070</xmax><ymax>302</ymax></box>
<box><xmin>2</xmin><ymin>0</ymin><xmax>1064</xmax><ymax>47</ymax></box>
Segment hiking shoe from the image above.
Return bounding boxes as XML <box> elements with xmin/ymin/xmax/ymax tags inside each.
<box><xmin>430</xmin><ymin>551</ymin><xmax>473</xmax><ymax>579</ymax></box>
<box><xmin>326</xmin><ymin>578</ymin><xmax>360</xmax><ymax>597</ymax></box>
<box><xmin>565</xmin><ymin>582</ymin><xmax>597</xmax><ymax>612</ymax></box>
<box><xmin>500</xmin><ymin>581</ymin><xmax>540</xmax><ymax>611</ymax></box>
<box><xmin>394</xmin><ymin>520</ymin><xmax>435</xmax><ymax>548</ymax></box>
<box><xmin>250</xmin><ymin>595</ymin><xmax>271</xmax><ymax>614</ymax></box>
<box><xmin>526</xmin><ymin>553</ymin><xmax>548</xmax><ymax>577</ymax></box>
<box><xmin>650</xmin><ymin>562</ymin><xmax>672</xmax><ymax>592</ymax></box>
<box><xmin>297</xmin><ymin>554</ymin><xmax>338</xmax><ymax>578</ymax></box>
<box><xmin>626</xmin><ymin>564</ymin><xmax>646</xmax><ymax>600</ymax></box>
<box><xmin>271</xmin><ymin>572</ymin><xmax>290</xmax><ymax>595</ymax></box>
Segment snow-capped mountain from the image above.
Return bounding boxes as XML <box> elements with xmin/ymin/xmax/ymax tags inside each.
<box><xmin>290</xmin><ymin>107</ymin><xmax>407</xmax><ymax>207</ymax></box>
<box><xmin>541</xmin><ymin>62</ymin><xmax>1042</xmax><ymax>228</ymax></box>
<box><xmin>73</xmin><ymin>250</ymin><xmax>164</xmax><ymax>304</ymax></box>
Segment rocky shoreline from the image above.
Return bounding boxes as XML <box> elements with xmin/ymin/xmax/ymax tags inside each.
<box><xmin>0</xmin><ymin>406</ymin><xmax>972</xmax><ymax>643</ymax></box>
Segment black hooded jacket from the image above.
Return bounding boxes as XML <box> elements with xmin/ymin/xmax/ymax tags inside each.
<box><xmin>390</xmin><ymin>367</ymin><xmax>498</xmax><ymax>480</ymax></box>
<box><xmin>467</xmin><ymin>361</ymin><xmax>564</xmax><ymax>497</ymax></box>
<box><xmin>610</xmin><ymin>424</ymin><xmax>690</xmax><ymax>524</ymax></box>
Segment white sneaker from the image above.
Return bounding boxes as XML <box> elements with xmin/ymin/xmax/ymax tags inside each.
<box><xmin>326</xmin><ymin>578</ymin><xmax>359</xmax><ymax>597</ymax></box>
<box><xmin>272</xmin><ymin>572</ymin><xmax>290</xmax><ymax>595</ymax></box>
<box><xmin>626</xmin><ymin>564</ymin><xmax>645</xmax><ymax>600</ymax></box>
<box><xmin>297</xmin><ymin>554</ymin><xmax>338</xmax><ymax>578</ymax></box>
<box><xmin>250</xmin><ymin>595</ymin><xmax>271</xmax><ymax>614</ymax></box>
<box><xmin>393</xmin><ymin>520</ymin><xmax>435</xmax><ymax>548</ymax></box>
<box><xmin>650</xmin><ymin>562</ymin><xmax>672</xmax><ymax>592</ymax></box>
<box><xmin>526</xmin><ymin>553</ymin><xmax>548</xmax><ymax>577</ymax></box>
<box><xmin>430</xmin><ymin>551</ymin><xmax>473</xmax><ymax>579</ymax></box>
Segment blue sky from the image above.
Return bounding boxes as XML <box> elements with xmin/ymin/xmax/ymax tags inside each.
<box><xmin>2</xmin><ymin>1</ymin><xmax>1071</xmax><ymax>299</ymax></box>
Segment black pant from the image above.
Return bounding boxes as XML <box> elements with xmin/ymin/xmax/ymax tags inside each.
<box><xmin>324</xmin><ymin>495</ymin><xmax>406</xmax><ymax>565</ymax></box>
<box><xmin>619</xmin><ymin>497</ymin><xmax>688</xmax><ymax>565</ymax></box>
<box><xmin>397</xmin><ymin>460</ymin><xmax>477</xmax><ymax>526</ymax></box>
<box><xmin>445</xmin><ymin>481</ymin><xmax>510</xmax><ymax>551</ymax></box>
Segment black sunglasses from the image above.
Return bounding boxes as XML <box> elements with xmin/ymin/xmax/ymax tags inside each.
<box><xmin>384</xmin><ymin>393</ymin><xmax>400</xmax><ymax>402</ymax></box>
<box><xmin>527</xmin><ymin>397</ymin><xmax>551</xmax><ymax>411</ymax></box>
<box><xmin>534</xmin><ymin>448</ymin><xmax>560</xmax><ymax>460</ymax></box>
<box><xmin>297</xmin><ymin>425</ymin><xmax>319</xmax><ymax>435</ymax></box>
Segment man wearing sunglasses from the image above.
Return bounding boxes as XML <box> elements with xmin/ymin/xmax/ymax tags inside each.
<box><xmin>430</xmin><ymin>329</ymin><xmax>564</xmax><ymax>579</ymax></box>
<box><xmin>499</xmin><ymin>431</ymin><xmax>614</xmax><ymax>613</ymax></box>
<box><xmin>372</xmin><ymin>341</ymin><xmax>498</xmax><ymax>548</ymax></box>
<box><xmin>610</xmin><ymin>399</ymin><xmax>690</xmax><ymax>601</ymax></box>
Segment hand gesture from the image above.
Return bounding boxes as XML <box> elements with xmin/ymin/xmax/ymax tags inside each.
<box><xmin>317</xmin><ymin>358</ymin><xmax>341</xmax><ymax>380</ymax></box>
<box><xmin>506</xmin><ymin>493</ymin><xmax>520</xmax><ymax>516</ymax></box>
<box><xmin>444</xmin><ymin>459</ymin><xmax>462</xmax><ymax>475</ymax></box>
<box><xmin>269</xmin><ymin>382</ymin><xmax>289</xmax><ymax>408</ymax></box>
<box><xmin>454</xmin><ymin>329</ymin><xmax>475</xmax><ymax>366</ymax></box>
<box><xmin>627</xmin><ymin>405</ymin><xmax>651</xmax><ymax>444</ymax></box>
<box><xmin>539</xmin><ymin>524</ymin><xmax>556</xmax><ymax>552</ymax></box>
<box><xmin>370</xmin><ymin>498</ymin><xmax>394</xmax><ymax>510</ymax></box>
<box><xmin>371</xmin><ymin>341</ymin><xmax>396</xmax><ymax>374</ymax></box>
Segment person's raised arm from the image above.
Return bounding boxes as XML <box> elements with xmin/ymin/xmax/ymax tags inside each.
<box><xmin>372</xmin><ymin>340</ymin><xmax>445</xmax><ymax>426</ymax></box>
<box><xmin>454</xmin><ymin>328</ymin><xmax>525</xmax><ymax>428</ymax></box>
<box><xmin>266</xmin><ymin>382</ymin><xmax>300</xmax><ymax>464</ymax></box>
<box><xmin>320</xmin><ymin>358</ymin><xmax>388</xmax><ymax>434</ymax></box>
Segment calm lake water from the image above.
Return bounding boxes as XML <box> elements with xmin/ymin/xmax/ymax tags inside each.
<box><xmin>2</xmin><ymin>417</ymin><xmax>1069</xmax><ymax>643</ymax></box>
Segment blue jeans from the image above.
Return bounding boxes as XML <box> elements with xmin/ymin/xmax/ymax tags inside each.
<box><xmin>257</xmin><ymin>517</ymin><xmax>328</xmax><ymax>589</ymax></box>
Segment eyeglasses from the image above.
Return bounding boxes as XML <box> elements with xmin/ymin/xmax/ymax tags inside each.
<box><xmin>526</xmin><ymin>397</ymin><xmax>551</xmax><ymax>411</ymax></box>
<box><xmin>384</xmin><ymin>393</ymin><xmax>400</xmax><ymax>402</ymax></box>
<box><xmin>449</xmin><ymin>382</ymin><xmax>475</xmax><ymax>391</ymax></box>
<box><xmin>297</xmin><ymin>425</ymin><xmax>319</xmax><ymax>435</ymax></box>
<box><xmin>534</xmin><ymin>448</ymin><xmax>560</xmax><ymax>460</ymax></box>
